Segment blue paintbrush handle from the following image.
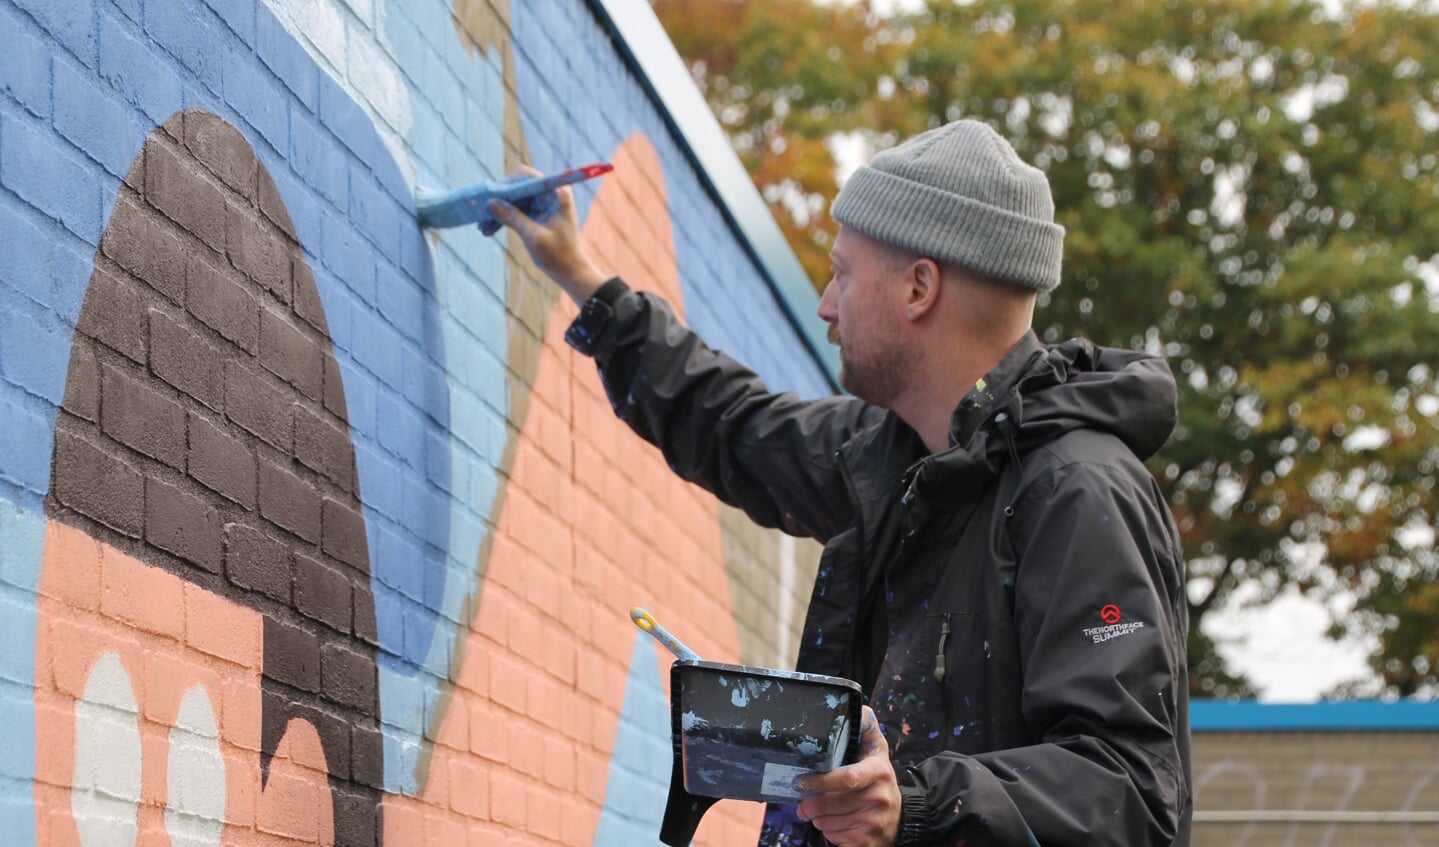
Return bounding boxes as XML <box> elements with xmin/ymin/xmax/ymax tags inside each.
<box><xmin>415</xmin><ymin>162</ymin><xmax>614</xmax><ymax>234</ymax></box>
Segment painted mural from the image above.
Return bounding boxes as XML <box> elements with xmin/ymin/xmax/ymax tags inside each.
<box><xmin>0</xmin><ymin>0</ymin><xmax>828</xmax><ymax>844</ymax></box>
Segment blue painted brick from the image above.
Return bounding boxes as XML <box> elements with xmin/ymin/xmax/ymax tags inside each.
<box><xmin>402</xmin><ymin>346</ymin><xmax>447</xmax><ymax>421</ymax></box>
<box><xmin>0</xmin><ymin>394</ymin><xmax>51</xmax><ymax>497</ymax></box>
<box><xmin>403</xmin><ymin>481</ymin><xmax>448</xmax><ymax>549</ymax></box>
<box><xmin>290</xmin><ymin>107</ymin><xmax>348</xmax><ymax>210</ymax></box>
<box><xmin>0</xmin><ymin>590</ymin><xmax>36</xmax><ymax>689</ymax></box>
<box><xmin>446</xmin><ymin>266</ymin><xmax>505</xmax><ymax>346</ymax></box>
<box><xmin>349</xmin><ymin>166</ymin><xmax>401</xmax><ymax>264</ymax></box>
<box><xmin>0</xmin><ymin>7</ymin><xmax>51</xmax><ymax>119</ymax></box>
<box><xmin>0</xmin><ymin>301</ymin><xmax>68</xmax><ymax>406</ymax></box>
<box><xmin>377</xmin><ymin>263</ymin><xmax>422</xmax><ymax>340</ymax></box>
<box><xmin>423</xmin><ymin>429</ymin><xmax>450</xmax><ymax>493</ymax></box>
<box><xmin>202</xmin><ymin>0</ymin><xmax>254</xmax><ymax>47</ymax></box>
<box><xmin>224</xmin><ymin>52</ymin><xmax>287</xmax><ymax>154</ymax></box>
<box><xmin>354</xmin><ymin>443</ymin><xmax>399</xmax><ymax>521</ymax></box>
<box><xmin>0</xmin><ymin>203</ymin><xmax>54</xmax><ymax>307</ymax></box>
<box><xmin>376</xmin><ymin>390</ymin><xmax>424</xmax><ymax>468</ymax></box>
<box><xmin>111</xmin><ymin>0</ymin><xmax>142</xmax><ymax>23</ymax></box>
<box><xmin>378</xmin><ymin>11</ymin><xmax>424</xmax><ymax>82</ymax></box>
<box><xmin>256</xmin><ymin>8</ymin><xmax>317</xmax><ymax>110</ymax></box>
<box><xmin>375</xmin><ymin>523</ymin><xmax>424</xmax><ymax>601</ymax></box>
<box><xmin>409</xmin><ymin>98</ymin><xmax>446</xmax><ymax>183</ymax></box>
<box><xmin>144</xmin><ymin>0</ymin><xmax>222</xmax><ymax>95</ymax></box>
<box><xmin>320</xmin><ymin>207</ymin><xmax>377</xmax><ymax>306</ymax></box>
<box><xmin>12</xmin><ymin>0</ymin><xmax>97</xmax><ymax>68</ymax></box>
<box><xmin>264</xmin><ymin>164</ymin><xmax>320</xmax><ymax>247</ymax></box>
<box><xmin>397</xmin><ymin>222</ymin><xmax>431</xmax><ymax>285</ymax></box>
<box><xmin>372</xmin><ymin>583</ymin><xmax>409</xmax><ymax>658</ymax></box>
<box><xmin>98</xmin><ymin>12</ymin><xmax>183</xmax><ymax>125</ymax></box>
<box><xmin>447</xmin><ymin>387</ymin><xmax>486</xmax><ymax>456</ymax></box>
<box><xmin>54</xmin><ymin>57</ymin><xmax>140</xmax><ymax>181</ymax></box>
<box><xmin>349</xmin><ymin>307</ymin><xmax>403</xmax><ymax>389</ymax></box>
<box><xmin>340</xmin><ymin>358</ymin><xmax>378</xmax><ymax>441</ymax></box>
<box><xmin>317</xmin><ymin>71</ymin><xmax>387</xmax><ymax>181</ymax></box>
<box><xmin>0</xmin><ymin>498</ymin><xmax>44</xmax><ymax>592</ymax></box>
<box><xmin>310</xmin><ymin>266</ymin><xmax>351</xmax><ymax>350</ymax></box>
<box><xmin>0</xmin><ymin>110</ymin><xmax>102</xmax><ymax>244</ymax></box>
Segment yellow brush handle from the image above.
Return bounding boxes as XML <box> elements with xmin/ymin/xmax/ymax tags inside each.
<box><xmin>630</xmin><ymin>607</ymin><xmax>700</xmax><ymax>661</ymax></box>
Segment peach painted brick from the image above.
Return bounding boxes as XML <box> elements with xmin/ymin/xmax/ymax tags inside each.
<box><xmin>425</xmin><ymin>810</ymin><xmax>467</xmax><ymax>847</ymax></box>
<box><xmin>558</xmin><ymin>689</ymin><xmax>586</xmax><ymax>746</ymax></box>
<box><xmin>526</xmin><ymin>673</ymin><xmax>561</xmax><ymax>727</ymax></box>
<box><xmin>505</xmin><ymin>603</ymin><xmax>544</xmax><ymax>661</ymax></box>
<box><xmin>435</xmin><ymin>693</ymin><xmax>470</xmax><ymax>751</ymax></box>
<box><xmin>525</xmin><ymin>783</ymin><xmax>561</xmax><ymax>840</ymax></box>
<box><xmin>220</xmin><ymin>675</ymin><xmax>262</xmax><ymax>752</ymax></box>
<box><xmin>384</xmin><ymin>797</ymin><xmax>426</xmax><ymax>843</ymax></box>
<box><xmin>448</xmin><ymin>756</ymin><xmax>490</xmax><ymax>819</ymax></box>
<box><xmin>420</xmin><ymin>749</ymin><xmax>451</xmax><ymax>811</ymax></box>
<box><xmin>100</xmin><ymin>547</ymin><xmax>186</xmax><ymax>640</ymax></box>
<box><xmin>487</xmin><ymin>651</ymin><xmax>528</xmax><ymax>715</ymax></box>
<box><xmin>39</xmin><ymin>523</ymin><xmax>102</xmax><ymax>610</ymax></box>
<box><xmin>42</xmin><ymin>615</ymin><xmax>127</xmax><ymax>699</ymax></box>
<box><xmin>574</xmin><ymin>748</ymin><xmax>608</xmax><ymax>805</ymax></box>
<box><xmin>540</xmin><ymin>622</ymin><xmax>575</xmax><ymax>686</ymax></box>
<box><xmin>475</xmin><ymin>589</ymin><xmax>509</xmax><ymax>646</ymax></box>
<box><xmin>255</xmin><ymin>760</ymin><xmax>321</xmax><ymax>842</ymax></box>
<box><xmin>508</xmin><ymin>721</ymin><xmax>545</xmax><ymax>780</ymax></box>
<box><xmin>184</xmin><ymin>582</ymin><xmax>261</xmax><ymax>667</ymax></box>
<box><xmin>521</xmin><ymin>562</ymin><xmax>559</xmax><ymax>616</ymax></box>
<box><xmin>559</xmin><ymin>801</ymin><xmax>597</xmax><ymax>845</ymax></box>
<box><xmin>140</xmin><ymin>648</ymin><xmax>223</xmax><ymax>727</ymax></box>
<box><xmin>452</xmin><ymin>636</ymin><xmax>489</xmax><ymax>697</ymax></box>
<box><xmin>220</xmin><ymin>744</ymin><xmax>257</xmax><ymax>828</ymax></box>
<box><xmin>542</xmin><ymin>735</ymin><xmax>575</xmax><ymax>791</ymax></box>
<box><xmin>574</xmin><ymin>646</ymin><xmax>609</xmax><ymax>703</ymax></box>
<box><xmin>469</xmin><ymin>700</ymin><xmax>510</xmax><ymax>765</ymax></box>
<box><xmin>488</xmin><ymin>767</ymin><xmax>527</xmax><ymax>829</ymax></box>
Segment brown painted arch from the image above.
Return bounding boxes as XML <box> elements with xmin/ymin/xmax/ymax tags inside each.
<box><xmin>46</xmin><ymin>109</ymin><xmax>383</xmax><ymax>847</ymax></box>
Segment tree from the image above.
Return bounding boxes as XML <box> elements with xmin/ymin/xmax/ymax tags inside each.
<box><xmin>654</xmin><ymin>0</ymin><xmax>1439</xmax><ymax>698</ymax></box>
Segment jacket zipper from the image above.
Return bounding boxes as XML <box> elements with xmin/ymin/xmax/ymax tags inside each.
<box><xmin>934</xmin><ymin>612</ymin><xmax>952</xmax><ymax>683</ymax></box>
<box><xmin>835</xmin><ymin>449</ymin><xmax>867</xmax><ymax>688</ymax></box>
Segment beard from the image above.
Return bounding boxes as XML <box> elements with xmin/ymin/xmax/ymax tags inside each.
<box><xmin>832</xmin><ymin>325</ymin><xmax>912</xmax><ymax>408</ymax></box>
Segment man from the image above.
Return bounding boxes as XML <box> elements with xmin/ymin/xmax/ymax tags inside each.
<box><xmin>491</xmin><ymin>119</ymin><xmax>1192</xmax><ymax>846</ymax></box>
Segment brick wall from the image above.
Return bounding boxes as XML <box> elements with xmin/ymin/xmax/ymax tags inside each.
<box><xmin>0</xmin><ymin>0</ymin><xmax>827</xmax><ymax>844</ymax></box>
<box><xmin>1193</xmin><ymin>729</ymin><xmax>1439</xmax><ymax>846</ymax></box>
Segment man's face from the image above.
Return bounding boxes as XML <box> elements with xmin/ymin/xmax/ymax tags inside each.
<box><xmin>818</xmin><ymin>227</ymin><xmax>914</xmax><ymax>407</ymax></box>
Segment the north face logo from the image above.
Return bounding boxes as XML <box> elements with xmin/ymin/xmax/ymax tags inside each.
<box><xmin>1084</xmin><ymin>604</ymin><xmax>1145</xmax><ymax>643</ymax></box>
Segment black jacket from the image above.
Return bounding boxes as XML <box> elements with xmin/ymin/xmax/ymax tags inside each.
<box><xmin>568</xmin><ymin>279</ymin><xmax>1192</xmax><ymax>846</ymax></box>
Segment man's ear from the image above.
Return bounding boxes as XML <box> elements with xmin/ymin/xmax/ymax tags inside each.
<box><xmin>904</xmin><ymin>258</ymin><xmax>943</xmax><ymax>321</ymax></box>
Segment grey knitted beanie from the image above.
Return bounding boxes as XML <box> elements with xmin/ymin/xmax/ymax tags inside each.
<box><xmin>831</xmin><ymin>120</ymin><xmax>1065</xmax><ymax>292</ymax></box>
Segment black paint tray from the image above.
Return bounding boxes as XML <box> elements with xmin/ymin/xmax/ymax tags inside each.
<box><xmin>658</xmin><ymin>659</ymin><xmax>862</xmax><ymax>845</ymax></box>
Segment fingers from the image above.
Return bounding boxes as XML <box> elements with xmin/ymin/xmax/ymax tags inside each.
<box><xmin>792</xmin><ymin>708</ymin><xmax>901</xmax><ymax>846</ymax></box>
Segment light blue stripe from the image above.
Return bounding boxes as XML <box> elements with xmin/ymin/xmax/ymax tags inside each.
<box><xmin>1192</xmin><ymin>700</ymin><xmax>1439</xmax><ymax>731</ymax></box>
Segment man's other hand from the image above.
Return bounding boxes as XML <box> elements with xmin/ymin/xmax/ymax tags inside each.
<box><xmin>489</xmin><ymin>165</ymin><xmax>608</xmax><ymax>305</ymax></box>
<box><xmin>795</xmin><ymin>706</ymin><xmax>902</xmax><ymax>846</ymax></box>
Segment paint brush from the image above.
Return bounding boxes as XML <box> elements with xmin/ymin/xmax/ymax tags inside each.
<box><xmin>415</xmin><ymin>162</ymin><xmax>614</xmax><ymax>234</ymax></box>
<box><xmin>630</xmin><ymin>607</ymin><xmax>700</xmax><ymax>662</ymax></box>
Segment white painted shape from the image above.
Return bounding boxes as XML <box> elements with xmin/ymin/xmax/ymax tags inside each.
<box><xmin>72</xmin><ymin>652</ymin><xmax>142</xmax><ymax>847</ymax></box>
<box><xmin>261</xmin><ymin>0</ymin><xmax>415</xmax><ymax>186</ymax></box>
<box><xmin>347</xmin><ymin>17</ymin><xmax>408</xmax><ymax>134</ymax></box>
<box><xmin>165</xmin><ymin>686</ymin><xmax>227</xmax><ymax>847</ymax></box>
<box><xmin>776</xmin><ymin>532</ymin><xmax>795</xmax><ymax>667</ymax></box>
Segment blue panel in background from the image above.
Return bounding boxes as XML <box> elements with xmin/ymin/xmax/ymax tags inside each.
<box><xmin>593</xmin><ymin>635</ymin><xmax>671</xmax><ymax>846</ymax></box>
<box><xmin>1192</xmin><ymin>700</ymin><xmax>1439</xmax><ymax>732</ymax></box>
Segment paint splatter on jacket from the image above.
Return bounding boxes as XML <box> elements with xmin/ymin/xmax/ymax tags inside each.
<box><xmin>567</xmin><ymin>278</ymin><xmax>1192</xmax><ymax>847</ymax></box>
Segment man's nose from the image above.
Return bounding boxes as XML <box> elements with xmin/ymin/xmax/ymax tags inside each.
<box><xmin>817</xmin><ymin>281</ymin><xmax>837</xmax><ymax>323</ymax></box>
